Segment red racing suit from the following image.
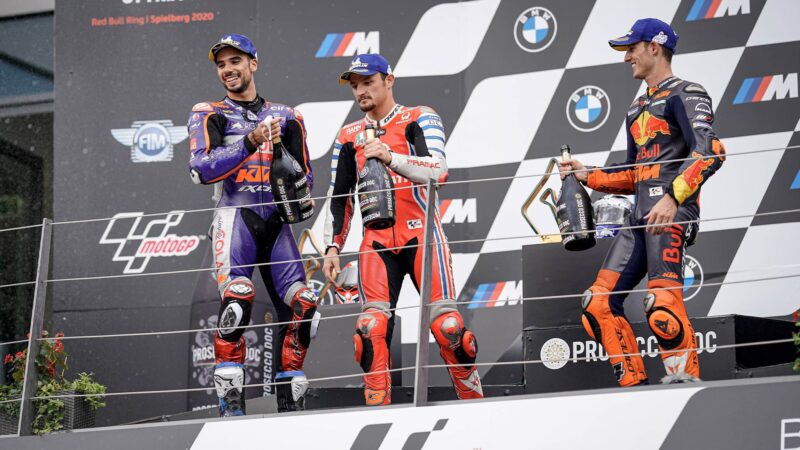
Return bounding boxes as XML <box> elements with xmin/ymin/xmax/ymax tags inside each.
<box><xmin>324</xmin><ymin>104</ymin><xmax>483</xmax><ymax>404</ymax></box>
<box><xmin>581</xmin><ymin>76</ymin><xmax>725</xmax><ymax>385</ymax></box>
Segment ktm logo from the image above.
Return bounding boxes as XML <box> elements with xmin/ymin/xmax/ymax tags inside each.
<box><xmin>316</xmin><ymin>31</ymin><xmax>380</xmax><ymax>58</ymax></box>
<box><xmin>235</xmin><ymin>166</ymin><xmax>269</xmax><ymax>183</ymax></box>
<box><xmin>686</xmin><ymin>0</ymin><xmax>750</xmax><ymax>21</ymax></box>
<box><xmin>439</xmin><ymin>198</ymin><xmax>477</xmax><ymax>224</ymax></box>
<box><xmin>733</xmin><ymin>73</ymin><xmax>798</xmax><ymax>104</ymax></box>
<box><xmin>635</xmin><ymin>163</ymin><xmax>660</xmax><ymax>182</ymax></box>
<box><xmin>630</xmin><ymin>111</ymin><xmax>670</xmax><ymax>146</ymax></box>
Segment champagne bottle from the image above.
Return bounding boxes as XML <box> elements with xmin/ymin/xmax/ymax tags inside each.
<box><xmin>357</xmin><ymin>123</ymin><xmax>396</xmax><ymax>230</ymax></box>
<box><xmin>556</xmin><ymin>144</ymin><xmax>595</xmax><ymax>251</ymax></box>
<box><xmin>267</xmin><ymin>116</ymin><xmax>313</xmax><ymax>224</ymax></box>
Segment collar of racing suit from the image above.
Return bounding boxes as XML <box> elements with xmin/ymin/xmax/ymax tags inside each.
<box><xmin>365</xmin><ymin>103</ymin><xmax>403</xmax><ymax>128</ymax></box>
<box><xmin>224</xmin><ymin>95</ymin><xmax>266</xmax><ymax>115</ymax></box>
<box><xmin>646</xmin><ymin>76</ymin><xmax>680</xmax><ymax>97</ymax></box>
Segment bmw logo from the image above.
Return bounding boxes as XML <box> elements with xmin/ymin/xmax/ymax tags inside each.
<box><xmin>566</xmin><ymin>85</ymin><xmax>611</xmax><ymax>132</ymax></box>
<box><xmin>134</xmin><ymin>122</ymin><xmax>170</xmax><ymax>157</ymax></box>
<box><xmin>683</xmin><ymin>255</ymin><xmax>703</xmax><ymax>301</ymax></box>
<box><xmin>514</xmin><ymin>7</ymin><xmax>557</xmax><ymax>53</ymax></box>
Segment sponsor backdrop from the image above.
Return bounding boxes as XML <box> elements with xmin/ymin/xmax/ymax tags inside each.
<box><xmin>53</xmin><ymin>0</ymin><xmax>800</xmax><ymax>424</ymax></box>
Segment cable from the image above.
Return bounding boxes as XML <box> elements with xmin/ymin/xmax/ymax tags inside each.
<box><xmin>2</xmin><ymin>336</ymin><xmax>792</xmax><ymax>406</ymax></box>
<box><xmin>9</xmin><ymin>143</ymin><xmax>794</xmax><ymax>231</ymax></box>
<box><xmin>0</xmin><ymin>223</ymin><xmax>44</xmax><ymax>235</ymax></box>
<box><xmin>16</xmin><ymin>271</ymin><xmax>798</xmax><ymax>347</ymax></box>
<box><xmin>27</xmin><ymin>206</ymin><xmax>800</xmax><ymax>286</ymax></box>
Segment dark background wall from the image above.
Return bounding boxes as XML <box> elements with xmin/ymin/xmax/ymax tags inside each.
<box><xmin>47</xmin><ymin>0</ymin><xmax>800</xmax><ymax>425</ymax></box>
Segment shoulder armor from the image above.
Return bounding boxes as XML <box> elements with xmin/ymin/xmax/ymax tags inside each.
<box><xmin>192</xmin><ymin>102</ymin><xmax>214</xmax><ymax>112</ymax></box>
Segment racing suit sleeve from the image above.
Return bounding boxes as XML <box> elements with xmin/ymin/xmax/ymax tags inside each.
<box><xmin>388</xmin><ymin>107</ymin><xmax>449</xmax><ymax>184</ymax></box>
<box><xmin>188</xmin><ymin>104</ymin><xmax>256</xmax><ymax>185</ymax></box>
<box><xmin>664</xmin><ymin>89</ymin><xmax>725</xmax><ymax>204</ymax></box>
<box><xmin>585</xmin><ymin>132</ymin><xmax>637</xmax><ymax>195</ymax></box>
<box><xmin>283</xmin><ymin>111</ymin><xmax>314</xmax><ymax>190</ymax></box>
<box><xmin>323</xmin><ymin>137</ymin><xmax>356</xmax><ymax>252</ymax></box>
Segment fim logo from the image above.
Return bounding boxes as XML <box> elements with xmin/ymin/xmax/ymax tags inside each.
<box><xmin>99</xmin><ymin>211</ymin><xmax>203</xmax><ymax>274</ymax></box>
<box><xmin>468</xmin><ymin>280</ymin><xmax>522</xmax><ymax>309</ymax></box>
<box><xmin>514</xmin><ymin>7</ymin><xmax>558</xmax><ymax>53</ymax></box>
<box><xmin>439</xmin><ymin>198</ymin><xmax>477</xmax><ymax>224</ymax></box>
<box><xmin>111</xmin><ymin>120</ymin><xmax>188</xmax><ymax>163</ymax></box>
<box><xmin>316</xmin><ymin>31</ymin><xmax>379</xmax><ymax>58</ymax></box>
<box><xmin>733</xmin><ymin>73</ymin><xmax>798</xmax><ymax>104</ymax></box>
<box><xmin>686</xmin><ymin>0</ymin><xmax>750</xmax><ymax>21</ymax></box>
<box><xmin>567</xmin><ymin>85</ymin><xmax>611</xmax><ymax>132</ymax></box>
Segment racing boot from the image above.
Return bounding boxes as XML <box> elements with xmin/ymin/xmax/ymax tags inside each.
<box><xmin>275</xmin><ymin>371</ymin><xmax>309</xmax><ymax>412</ymax></box>
<box><xmin>213</xmin><ymin>362</ymin><xmax>246</xmax><ymax>417</ymax></box>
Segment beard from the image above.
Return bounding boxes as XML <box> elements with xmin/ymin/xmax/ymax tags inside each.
<box><xmin>224</xmin><ymin>72</ymin><xmax>251</xmax><ymax>94</ymax></box>
<box><xmin>357</xmin><ymin>98</ymin><xmax>375</xmax><ymax>112</ymax></box>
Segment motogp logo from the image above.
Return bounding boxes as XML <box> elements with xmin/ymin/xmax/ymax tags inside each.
<box><xmin>99</xmin><ymin>211</ymin><xmax>203</xmax><ymax>274</ymax></box>
<box><xmin>514</xmin><ymin>7</ymin><xmax>557</xmax><ymax>53</ymax></box>
<box><xmin>566</xmin><ymin>85</ymin><xmax>611</xmax><ymax>132</ymax></box>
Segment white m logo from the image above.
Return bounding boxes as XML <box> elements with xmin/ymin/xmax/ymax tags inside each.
<box><xmin>764</xmin><ymin>73</ymin><xmax>799</xmax><ymax>101</ymax></box>
<box><xmin>440</xmin><ymin>198</ymin><xmax>477</xmax><ymax>224</ymax></box>
<box><xmin>346</xmin><ymin>31</ymin><xmax>380</xmax><ymax>56</ymax></box>
<box><xmin>716</xmin><ymin>0</ymin><xmax>750</xmax><ymax>17</ymax></box>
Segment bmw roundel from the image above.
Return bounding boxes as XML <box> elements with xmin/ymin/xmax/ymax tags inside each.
<box><xmin>566</xmin><ymin>86</ymin><xmax>611</xmax><ymax>132</ymax></box>
<box><xmin>682</xmin><ymin>255</ymin><xmax>704</xmax><ymax>301</ymax></box>
<box><xmin>514</xmin><ymin>7</ymin><xmax>557</xmax><ymax>53</ymax></box>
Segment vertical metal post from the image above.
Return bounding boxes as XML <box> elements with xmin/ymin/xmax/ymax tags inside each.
<box><xmin>18</xmin><ymin>218</ymin><xmax>53</xmax><ymax>436</ymax></box>
<box><xmin>413</xmin><ymin>179</ymin><xmax>437</xmax><ymax>406</ymax></box>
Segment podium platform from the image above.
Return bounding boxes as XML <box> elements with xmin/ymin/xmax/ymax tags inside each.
<box><xmin>523</xmin><ymin>314</ymin><xmax>796</xmax><ymax>393</ymax></box>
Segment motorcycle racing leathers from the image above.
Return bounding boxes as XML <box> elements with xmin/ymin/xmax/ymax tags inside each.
<box><xmin>188</xmin><ymin>96</ymin><xmax>318</xmax><ymax>414</ymax></box>
<box><xmin>581</xmin><ymin>77</ymin><xmax>725</xmax><ymax>385</ymax></box>
<box><xmin>324</xmin><ymin>104</ymin><xmax>483</xmax><ymax>405</ymax></box>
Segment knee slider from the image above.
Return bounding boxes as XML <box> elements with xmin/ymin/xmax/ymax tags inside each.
<box><xmin>293</xmin><ymin>289</ymin><xmax>319</xmax><ymax>348</ymax></box>
<box><xmin>644</xmin><ymin>292</ymin><xmax>684</xmax><ymax>350</ymax></box>
<box><xmin>218</xmin><ymin>279</ymin><xmax>255</xmax><ymax>341</ymax></box>
<box><xmin>581</xmin><ymin>288</ymin><xmax>605</xmax><ymax>342</ymax></box>
<box><xmin>454</xmin><ymin>329</ymin><xmax>478</xmax><ymax>365</ymax></box>
<box><xmin>431</xmin><ymin>312</ymin><xmax>476</xmax><ymax>364</ymax></box>
<box><xmin>353</xmin><ymin>330</ymin><xmax>373</xmax><ymax>373</ymax></box>
<box><xmin>354</xmin><ymin>310</ymin><xmax>387</xmax><ymax>373</ymax></box>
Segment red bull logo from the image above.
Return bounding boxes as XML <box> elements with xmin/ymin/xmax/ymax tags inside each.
<box><xmin>682</xmin><ymin>157</ymin><xmax>715</xmax><ymax>191</ymax></box>
<box><xmin>630</xmin><ymin>111</ymin><xmax>671</xmax><ymax>146</ymax></box>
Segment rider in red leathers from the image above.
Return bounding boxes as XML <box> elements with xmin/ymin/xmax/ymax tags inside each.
<box><xmin>322</xmin><ymin>54</ymin><xmax>483</xmax><ymax>405</ymax></box>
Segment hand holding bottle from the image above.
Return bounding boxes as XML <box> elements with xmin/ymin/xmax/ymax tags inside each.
<box><xmin>557</xmin><ymin>158</ymin><xmax>588</xmax><ymax>183</ymax></box>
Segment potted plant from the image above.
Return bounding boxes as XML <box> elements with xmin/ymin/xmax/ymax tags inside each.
<box><xmin>0</xmin><ymin>331</ymin><xmax>106</xmax><ymax>435</ymax></box>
